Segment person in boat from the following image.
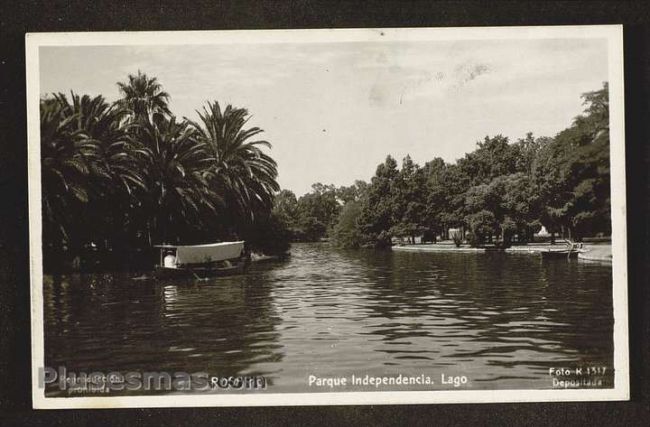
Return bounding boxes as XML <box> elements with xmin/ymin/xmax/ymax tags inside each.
<box><xmin>163</xmin><ymin>251</ymin><xmax>177</xmax><ymax>268</ymax></box>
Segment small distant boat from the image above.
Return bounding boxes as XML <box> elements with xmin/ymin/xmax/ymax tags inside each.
<box><xmin>540</xmin><ymin>240</ymin><xmax>583</xmax><ymax>259</ymax></box>
<box><xmin>153</xmin><ymin>241</ymin><xmax>248</xmax><ymax>279</ymax></box>
<box><xmin>540</xmin><ymin>249</ymin><xmax>581</xmax><ymax>259</ymax></box>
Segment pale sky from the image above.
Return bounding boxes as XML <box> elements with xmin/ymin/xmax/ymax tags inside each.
<box><xmin>40</xmin><ymin>38</ymin><xmax>608</xmax><ymax>196</ymax></box>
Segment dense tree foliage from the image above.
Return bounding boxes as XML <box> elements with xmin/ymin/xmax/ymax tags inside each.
<box><xmin>533</xmin><ymin>83</ymin><xmax>611</xmax><ymax>240</ymax></box>
<box><xmin>272</xmin><ymin>182</ymin><xmax>359</xmax><ymax>242</ymax></box>
<box><xmin>330</xmin><ymin>201</ymin><xmax>364</xmax><ymax>249</ymax></box>
<box><xmin>325</xmin><ymin>83</ymin><xmax>611</xmax><ymax>248</ymax></box>
<box><xmin>41</xmin><ymin>72</ymin><xmax>288</xmax><ymax>272</ymax></box>
<box><xmin>270</xmin><ymin>180</ymin><xmax>371</xmax><ymax>244</ymax></box>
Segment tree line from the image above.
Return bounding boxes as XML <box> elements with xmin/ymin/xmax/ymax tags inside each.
<box><xmin>276</xmin><ymin>82</ymin><xmax>611</xmax><ymax>249</ymax></box>
<box><xmin>41</xmin><ymin>71</ymin><xmax>290</xmax><ymax>271</ymax></box>
<box><xmin>42</xmin><ymin>75</ymin><xmax>609</xmax><ymax>271</ymax></box>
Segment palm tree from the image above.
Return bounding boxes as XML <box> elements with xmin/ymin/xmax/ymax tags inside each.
<box><xmin>132</xmin><ymin>117</ymin><xmax>222</xmax><ymax>244</ymax></box>
<box><xmin>117</xmin><ymin>70</ymin><xmax>171</xmax><ymax>125</ymax></box>
<box><xmin>41</xmin><ymin>92</ymin><xmax>148</xmax><ymax>265</ymax></box>
<box><xmin>40</xmin><ymin>94</ymin><xmax>101</xmax><ymax>259</ymax></box>
<box><xmin>65</xmin><ymin>92</ymin><xmax>148</xmax><ymax>253</ymax></box>
<box><xmin>61</xmin><ymin>92</ymin><xmax>145</xmax><ymax>197</ymax></box>
<box><xmin>188</xmin><ymin>102</ymin><xmax>280</xmax><ymax>224</ymax></box>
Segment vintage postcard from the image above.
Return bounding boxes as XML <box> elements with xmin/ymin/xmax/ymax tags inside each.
<box><xmin>26</xmin><ymin>25</ymin><xmax>628</xmax><ymax>408</ymax></box>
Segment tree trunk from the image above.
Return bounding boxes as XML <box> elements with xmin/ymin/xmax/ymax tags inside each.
<box><xmin>147</xmin><ymin>220</ymin><xmax>153</xmax><ymax>247</ymax></box>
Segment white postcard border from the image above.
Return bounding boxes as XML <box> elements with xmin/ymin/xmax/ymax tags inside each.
<box><xmin>26</xmin><ymin>25</ymin><xmax>629</xmax><ymax>409</ymax></box>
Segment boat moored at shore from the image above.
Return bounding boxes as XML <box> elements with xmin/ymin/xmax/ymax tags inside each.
<box><xmin>540</xmin><ymin>249</ymin><xmax>581</xmax><ymax>259</ymax></box>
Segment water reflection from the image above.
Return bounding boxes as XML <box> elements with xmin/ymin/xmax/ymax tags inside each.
<box><xmin>44</xmin><ymin>243</ymin><xmax>613</xmax><ymax>394</ymax></box>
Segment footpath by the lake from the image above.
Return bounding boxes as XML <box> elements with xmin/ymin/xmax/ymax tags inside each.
<box><xmin>392</xmin><ymin>241</ymin><xmax>613</xmax><ymax>262</ymax></box>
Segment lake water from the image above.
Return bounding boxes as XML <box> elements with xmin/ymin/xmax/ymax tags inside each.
<box><xmin>43</xmin><ymin>243</ymin><xmax>614</xmax><ymax>395</ymax></box>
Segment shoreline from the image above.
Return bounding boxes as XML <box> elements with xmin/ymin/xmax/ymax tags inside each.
<box><xmin>392</xmin><ymin>242</ymin><xmax>613</xmax><ymax>262</ymax></box>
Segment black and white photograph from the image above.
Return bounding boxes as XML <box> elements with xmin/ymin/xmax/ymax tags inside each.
<box><xmin>26</xmin><ymin>25</ymin><xmax>628</xmax><ymax>408</ymax></box>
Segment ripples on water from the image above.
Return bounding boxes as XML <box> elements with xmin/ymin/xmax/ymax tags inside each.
<box><xmin>44</xmin><ymin>243</ymin><xmax>614</xmax><ymax>394</ymax></box>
